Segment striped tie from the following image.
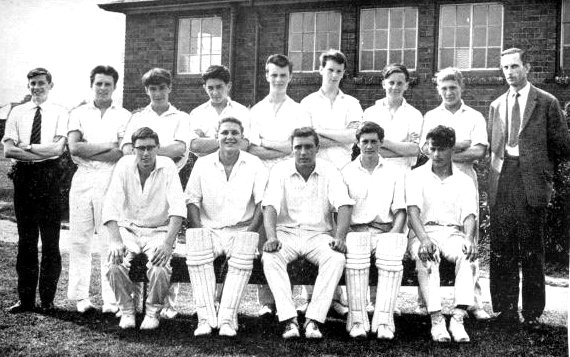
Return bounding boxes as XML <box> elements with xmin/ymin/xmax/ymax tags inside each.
<box><xmin>30</xmin><ymin>106</ymin><xmax>42</xmax><ymax>144</ymax></box>
<box><xmin>508</xmin><ymin>92</ymin><xmax>520</xmax><ymax>147</ymax></box>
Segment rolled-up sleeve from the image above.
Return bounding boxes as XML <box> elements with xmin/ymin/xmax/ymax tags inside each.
<box><xmin>262</xmin><ymin>165</ymin><xmax>284</xmax><ymax>216</ymax></box>
<box><xmin>102</xmin><ymin>159</ymin><xmax>127</xmax><ymax>225</ymax></box>
<box><xmin>253</xmin><ymin>160</ymin><xmax>269</xmax><ymax>204</ymax></box>
<box><xmin>166</xmin><ymin>163</ymin><xmax>187</xmax><ymax>218</ymax></box>
<box><xmin>185</xmin><ymin>159</ymin><xmax>203</xmax><ymax>206</ymax></box>
<box><xmin>327</xmin><ymin>167</ymin><xmax>354</xmax><ymax>210</ymax></box>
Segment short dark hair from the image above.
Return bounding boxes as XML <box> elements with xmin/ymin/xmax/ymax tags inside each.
<box><xmin>90</xmin><ymin>65</ymin><xmax>119</xmax><ymax>86</ymax></box>
<box><xmin>142</xmin><ymin>68</ymin><xmax>172</xmax><ymax>87</ymax></box>
<box><xmin>218</xmin><ymin>117</ymin><xmax>244</xmax><ymax>134</ymax></box>
<box><xmin>27</xmin><ymin>68</ymin><xmax>52</xmax><ymax>83</ymax></box>
<box><xmin>501</xmin><ymin>48</ymin><xmax>529</xmax><ymax>65</ymax></box>
<box><xmin>290</xmin><ymin>127</ymin><xmax>319</xmax><ymax>147</ymax></box>
<box><xmin>426</xmin><ymin>125</ymin><xmax>456</xmax><ymax>149</ymax></box>
<box><xmin>356</xmin><ymin>121</ymin><xmax>384</xmax><ymax>142</ymax></box>
<box><xmin>436</xmin><ymin>67</ymin><xmax>464</xmax><ymax>87</ymax></box>
<box><xmin>202</xmin><ymin>65</ymin><xmax>231</xmax><ymax>84</ymax></box>
<box><xmin>132</xmin><ymin>127</ymin><xmax>160</xmax><ymax>146</ymax></box>
<box><xmin>266</xmin><ymin>54</ymin><xmax>293</xmax><ymax>74</ymax></box>
<box><xmin>319</xmin><ymin>49</ymin><xmax>347</xmax><ymax>68</ymax></box>
<box><xmin>382</xmin><ymin>63</ymin><xmax>409</xmax><ymax>82</ymax></box>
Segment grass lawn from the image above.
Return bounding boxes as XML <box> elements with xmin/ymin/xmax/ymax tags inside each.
<box><xmin>0</xmin><ymin>240</ymin><xmax>567</xmax><ymax>357</ymax></box>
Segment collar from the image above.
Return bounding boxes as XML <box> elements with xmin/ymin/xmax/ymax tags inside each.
<box><xmin>436</xmin><ymin>100</ymin><xmax>467</xmax><ymax>113</ymax></box>
<box><xmin>287</xmin><ymin>158</ymin><xmax>323</xmax><ymax>178</ymax></box>
<box><xmin>509</xmin><ymin>82</ymin><xmax>530</xmax><ymax>98</ymax></box>
<box><xmin>318</xmin><ymin>88</ymin><xmax>345</xmax><ymax>100</ymax></box>
<box><xmin>423</xmin><ymin>160</ymin><xmax>461</xmax><ymax>181</ymax></box>
<box><xmin>206</xmin><ymin>97</ymin><xmax>234</xmax><ymax>110</ymax></box>
<box><xmin>143</xmin><ymin>103</ymin><xmax>178</xmax><ymax>116</ymax></box>
<box><xmin>213</xmin><ymin>150</ymin><xmax>246</xmax><ymax>168</ymax></box>
<box><xmin>356</xmin><ymin>154</ymin><xmax>385</xmax><ymax>172</ymax></box>
<box><xmin>88</xmin><ymin>100</ymin><xmax>117</xmax><ymax>111</ymax></box>
<box><xmin>130</xmin><ymin>155</ymin><xmax>170</xmax><ymax>175</ymax></box>
<box><xmin>377</xmin><ymin>97</ymin><xmax>409</xmax><ymax>109</ymax></box>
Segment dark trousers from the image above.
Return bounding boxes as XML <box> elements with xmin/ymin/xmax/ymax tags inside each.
<box><xmin>11</xmin><ymin>160</ymin><xmax>62</xmax><ymax>306</ymax></box>
<box><xmin>490</xmin><ymin>156</ymin><xmax>546</xmax><ymax>319</ymax></box>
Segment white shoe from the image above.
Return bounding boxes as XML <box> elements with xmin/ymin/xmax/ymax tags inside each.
<box><xmin>296</xmin><ymin>302</ymin><xmax>309</xmax><ymax>314</ymax></box>
<box><xmin>469</xmin><ymin>307</ymin><xmax>491</xmax><ymax>320</ymax></box>
<box><xmin>219</xmin><ymin>323</ymin><xmax>237</xmax><ymax>337</ymax></box>
<box><xmin>282</xmin><ymin>321</ymin><xmax>300</xmax><ymax>339</ymax></box>
<box><xmin>331</xmin><ymin>300</ymin><xmax>349</xmax><ymax>317</ymax></box>
<box><xmin>140</xmin><ymin>315</ymin><xmax>160</xmax><ymax>330</ymax></box>
<box><xmin>102</xmin><ymin>303</ymin><xmax>119</xmax><ymax>314</ymax></box>
<box><xmin>258</xmin><ymin>305</ymin><xmax>275</xmax><ymax>317</ymax></box>
<box><xmin>119</xmin><ymin>313</ymin><xmax>136</xmax><ymax>329</ymax></box>
<box><xmin>366</xmin><ymin>302</ymin><xmax>375</xmax><ymax>316</ymax></box>
<box><xmin>160</xmin><ymin>307</ymin><xmax>179</xmax><ymax>319</ymax></box>
<box><xmin>376</xmin><ymin>324</ymin><xmax>394</xmax><ymax>340</ymax></box>
<box><xmin>115</xmin><ymin>309</ymin><xmax>122</xmax><ymax>318</ymax></box>
<box><xmin>414</xmin><ymin>305</ymin><xmax>428</xmax><ymax>316</ymax></box>
<box><xmin>304</xmin><ymin>320</ymin><xmax>323</xmax><ymax>339</ymax></box>
<box><xmin>194</xmin><ymin>320</ymin><xmax>212</xmax><ymax>336</ymax></box>
<box><xmin>77</xmin><ymin>299</ymin><xmax>95</xmax><ymax>313</ymax></box>
<box><xmin>449</xmin><ymin>310</ymin><xmax>470</xmax><ymax>343</ymax></box>
<box><xmin>431</xmin><ymin>315</ymin><xmax>451</xmax><ymax>343</ymax></box>
<box><xmin>349</xmin><ymin>323</ymin><xmax>367</xmax><ymax>339</ymax></box>
<box><xmin>393</xmin><ymin>306</ymin><xmax>402</xmax><ymax>316</ymax></box>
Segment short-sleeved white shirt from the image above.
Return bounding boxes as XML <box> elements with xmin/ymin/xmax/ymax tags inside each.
<box><xmin>363</xmin><ymin>98</ymin><xmax>423</xmax><ymax>171</ymax></box>
<box><xmin>189</xmin><ymin>98</ymin><xmax>251</xmax><ymax>156</ymax></box>
<box><xmin>262</xmin><ymin>158</ymin><xmax>354</xmax><ymax>234</ymax></box>
<box><xmin>2</xmin><ymin>100</ymin><xmax>69</xmax><ymax>162</ymax></box>
<box><xmin>421</xmin><ymin>101</ymin><xmax>488</xmax><ymax>176</ymax></box>
<box><xmin>185</xmin><ymin>150</ymin><xmax>268</xmax><ymax>229</ymax></box>
<box><xmin>122</xmin><ymin>104</ymin><xmax>191</xmax><ymax>170</ymax></box>
<box><xmin>301</xmin><ymin>89</ymin><xmax>363</xmax><ymax>169</ymax></box>
<box><xmin>405</xmin><ymin>161</ymin><xmax>477</xmax><ymax>227</ymax></box>
<box><xmin>68</xmin><ymin>101</ymin><xmax>131</xmax><ymax>170</ymax></box>
<box><xmin>342</xmin><ymin>156</ymin><xmax>405</xmax><ymax>225</ymax></box>
<box><xmin>102</xmin><ymin>155</ymin><xmax>187</xmax><ymax>228</ymax></box>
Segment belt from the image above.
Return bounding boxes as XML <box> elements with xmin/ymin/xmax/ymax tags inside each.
<box><xmin>424</xmin><ymin>221</ymin><xmax>462</xmax><ymax>230</ymax></box>
<box><xmin>351</xmin><ymin>222</ymin><xmax>393</xmax><ymax>232</ymax></box>
<box><xmin>15</xmin><ymin>158</ymin><xmax>60</xmax><ymax>168</ymax></box>
<box><xmin>504</xmin><ymin>154</ymin><xmax>519</xmax><ymax>161</ymax></box>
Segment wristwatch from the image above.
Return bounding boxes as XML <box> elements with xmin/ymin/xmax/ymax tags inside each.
<box><xmin>25</xmin><ymin>144</ymin><xmax>32</xmax><ymax>151</ymax></box>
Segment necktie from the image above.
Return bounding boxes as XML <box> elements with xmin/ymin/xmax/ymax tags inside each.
<box><xmin>508</xmin><ymin>92</ymin><xmax>520</xmax><ymax>147</ymax></box>
<box><xmin>30</xmin><ymin>106</ymin><xmax>42</xmax><ymax>144</ymax></box>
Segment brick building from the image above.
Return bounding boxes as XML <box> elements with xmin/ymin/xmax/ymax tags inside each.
<box><xmin>99</xmin><ymin>0</ymin><xmax>570</xmax><ymax>116</ymax></box>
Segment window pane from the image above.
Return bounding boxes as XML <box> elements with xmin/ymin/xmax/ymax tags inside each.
<box><xmin>361</xmin><ymin>10</ymin><xmax>374</xmax><ymax>30</ymax></box>
<box><xmin>389</xmin><ymin>50</ymin><xmax>402</xmax><ymax>64</ymax></box>
<box><xmin>289</xmin><ymin>33</ymin><xmax>302</xmax><ymax>51</ymax></box>
<box><xmin>375</xmin><ymin>29</ymin><xmax>388</xmax><ymax>49</ymax></box>
<box><xmin>301</xmin><ymin>52</ymin><xmax>313</xmax><ymax>71</ymax></box>
<box><xmin>201</xmin><ymin>55</ymin><xmax>211</xmax><ymax>72</ymax></box>
<box><xmin>456</xmin><ymin>48</ymin><xmax>470</xmax><ymax>68</ymax></box>
<box><xmin>201</xmin><ymin>18</ymin><xmax>213</xmax><ymax>35</ymax></box>
<box><xmin>290</xmin><ymin>13</ymin><xmax>303</xmax><ymax>33</ymax></box>
<box><xmin>473</xmin><ymin>28</ymin><xmax>487</xmax><ymax>47</ymax></box>
<box><xmin>316</xmin><ymin>33</ymin><xmax>328</xmax><ymax>51</ymax></box>
<box><xmin>178</xmin><ymin>23</ymin><xmax>190</xmax><ymax>54</ymax></box>
<box><xmin>212</xmin><ymin>54</ymin><xmax>221</xmax><ymax>66</ymax></box>
<box><xmin>488</xmin><ymin>26</ymin><xmax>501</xmax><ymax>46</ymax></box>
<box><xmin>303</xmin><ymin>33</ymin><xmax>314</xmax><ymax>51</ymax></box>
<box><xmin>472</xmin><ymin>48</ymin><xmax>486</xmax><ymax>68</ymax></box>
<box><xmin>178</xmin><ymin>55</ymin><xmax>188</xmax><ymax>73</ymax></box>
<box><xmin>441</xmin><ymin>29</ymin><xmax>455</xmax><ymax>48</ymax></box>
<box><xmin>563</xmin><ymin>46</ymin><xmax>570</xmax><ymax>69</ymax></box>
<box><xmin>374</xmin><ymin>50</ymin><xmax>387</xmax><ymax>70</ymax></box>
<box><xmin>489</xmin><ymin>5</ymin><xmax>502</xmax><ymax>26</ymax></box>
<box><xmin>376</xmin><ymin>8</ymin><xmax>389</xmax><ymax>28</ymax></box>
<box><xmin>404</xmin><ymin>29</ymin><xmax>416</xmax><ymax>48</ymax></box>
<box><xmin>211</xmin><ymin>18</ymin><xmax>222</xmax><ymax>37</ymax></box>
<box><xmin>303</xmin><ymin>13</ymin><xmax>314</xmax><ymax>32</ymax></box>
<box><xmin>191</xmin><ymin>19</ymin><xmax>201</xmax><ymax>36</ymax></box>
<box><xmin>456</xmin><ymin>5</ymin><xmax>471</xmax><ymax>26</ymax></box>
<box><xmin>564</xmin><ymin>23</ymin><xmax>570</xmax><ymax>44</ymax></box>
<box><xmin>329</xmin><ymin>12</ymin><xmax>341</xmax><ymax>31</ymax></box>
<box><xmin>329</xmin><ymin>32</ymin><xmax>340</xmax><ymax>48</ymax></box>
<box><xmin>440</xmin><ymin>48</ymin><xmax>454</xmax><ymax>68</ymax></box>
<box><xmin>211</xmin><ymin>37</ymin><xmax>221</xmax><ymax>54</ymax></box>
<box><xmin>404</xmin><ymin>9</ymin><xmax>417</xmax><ymax>28</ymax></box>
<box><xmin>390</xmin><ymin>9</ymin><xmax>404</xmax><ymax>28</ymax></box>
<box><xmin>456</xmin><ymin>27</ymin><xmax>470</xmax><ymax>47</ymax></box>
<box><xmin>441</xmin><ymin>6</ymin><xmax>456</xmax><ymax>27</ymax></box>
<box><xmin>403</xmin><ymin>49</ymin><xmax>416</xmax><ymax>69</ymax></box>
<box><xmin>289</xmin><ymin>52</ymin><xmax>302</xmax><ymax>71</ymax></box>
<box><xmin>389</xmin><ymin>29</ymin><xmax>403</xmax><ymax>49</ymax></box>
<box><xmin>189</xmin><ymin>55</ymin><xmax>200</xmax><ymax>73</ymax></box>
<box><xmin>473</xmin><ymin>5</ymin><xmax>487</xmax><ymax>26</ymax></box>
<box><xmin>361</xmin><ymin>31</ymin><xmax>374</xmax><ymax>50</ymax></box>
<box><xmin>487</xmin><ymin>48</ymin><xmax>501</xmax><ymax>68</ymax></box>
<box><xmin>316</xmin><ymin>12</ymin><xmax>328</xmax><ymax>32</ymax></box>
<box><xmin>361</xmin><ymin>51</ymin><xmax>373</xmax><ymax>70</ymax></box>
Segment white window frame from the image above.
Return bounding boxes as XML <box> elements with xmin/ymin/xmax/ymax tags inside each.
<box><xmin>438</xmin><ymin>3</ymin><xmax>504</xmax><ymax>70</ymax></box>
<box><xmin>359</xmin><ymin>7</ymin><xmax>419</xmax><ymax>72</ymax></box>
<box><xmin>177</xmin><ymin>16</ymin><xmax>222</xmax><ymax>74</ymax></box>
<box><xmin>287</xmin><ymin>11</ymin><xmax>342</xmax><ymax>73</ymax></box>
<box><xmin>562</xmin><ymin>0</ymin><xmax>570</xmax><ymax>70</ymax></box>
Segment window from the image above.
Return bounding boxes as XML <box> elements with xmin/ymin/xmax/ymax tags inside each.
<box><xmin>288</xmin><ymin>11</ymin><xmax>342</xmax><ymax>72</ymax></box>
<box><xmin>438</xmin><ymin>3</ymin><xmax>503</xmax><ymax>70</ymax></box>
<box><xmin>562</xmin><ymin>0</ymin><xmax>570</xmax><ymax>70</ymax></box>
<box><xmin>359</xmin><ymin>7</ymin><xmax>418</xmax><ymax>71</ymax></box>
<box><xmin>177</xmin><ymin>17</ymin><xmax>222</xmax><ymax>74</ymax></box>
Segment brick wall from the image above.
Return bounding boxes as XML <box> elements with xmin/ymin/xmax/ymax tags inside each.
<box><xmin>121</xmin><ymin>0</ymin><xmax>570</xmax><ymax>117</ymax></box>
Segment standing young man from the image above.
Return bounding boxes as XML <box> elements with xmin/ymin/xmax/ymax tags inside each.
<box><xmin>3</xmin><ymin>68</ymin><xmax>68</xmax><ymax>313</ymax></box>
<box><xmin>66</xmin><ymin>65</ymin><xmax>131</xmax><ymax>314</ymax></box>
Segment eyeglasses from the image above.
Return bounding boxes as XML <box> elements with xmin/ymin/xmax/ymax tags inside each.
<box><xmin>134</xmin><ymin>145</ymin><xmax>157</xmax><ymax>152</ymax></box>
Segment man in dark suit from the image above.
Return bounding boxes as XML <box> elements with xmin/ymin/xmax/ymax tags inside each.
<box><xmin>487</xmin><ymin>48</ymin><xmax>570</xmax><ymax>328</ymax></box>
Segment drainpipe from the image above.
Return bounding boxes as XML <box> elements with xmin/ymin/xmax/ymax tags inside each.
<box><xmin>253</xmin><ymin>10</ymin><xmax>260</xmax><ymax>105</ymax></box>
<box><xmin>229</xmin><ymin>4</ymin><xmax>237</xmax><ymax>87</ymax></box>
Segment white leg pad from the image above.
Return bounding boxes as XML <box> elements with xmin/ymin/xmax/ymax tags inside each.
<box><xmin>345</xmin><ymin>232</ymin><xmax>372</xmax><ymax>332</ymax></box>
<box><xmin>218</xmin><ymin>232</ymin><xmax>258</xmax><ymax>330</ymax></box>
<box><xmin>186</xmin><ymin>228</ymin><xmax>217</xmax><ymax>328</ymax></box>
<box><xmin>371</xmin><ymin>233</ymin><xmax>406</xmax><ymax>333</ymax></box>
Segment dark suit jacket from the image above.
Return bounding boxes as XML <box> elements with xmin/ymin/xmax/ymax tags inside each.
<box><xmin>487</xmin><ymin>84</ymin><xmax>570</xmax><ymax>208</ymax></box>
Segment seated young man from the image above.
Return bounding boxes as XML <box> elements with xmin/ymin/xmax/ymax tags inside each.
<box><xmin>341</xmin><ymin>122</ymin><xmax>406</xmax><ymax>340</ymax></box>
<box><xmin>262</xmin><ymin>127</ymin><xmax>353</xmax><ymax>339</ymax></box>
<box><xmin>407</xmin><ymin>125</ymin><xmax>478</xmax><ymax>343</ymax></box>
<box><xmin>103</xmin><ymin>127</ymin><xmax>186</xmax><ymax>330</ymax></box>
<box><xmin>185</xmin><ymin>117</ymin><xmax>268</xmax><ymax>337</ymax></box>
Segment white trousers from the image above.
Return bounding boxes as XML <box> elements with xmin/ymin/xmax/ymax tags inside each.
<box><xmin>262</xmin><ymin>229</ymin><xmax>345</xmax><ymax>323</ymax></box>
<box><xmin>67</xmin><ymin>168</ymin><xmax>116</xmax><ymax>305</ymax></box>
<box><xmin>107</xmin><ymin>225</ymin><xmax>172</xmax><ymax>316</ymax></box>
<box><xmin>409</xmin><ymin>226</ymin><xmax>476</xmax><ymax>313</ymax></box>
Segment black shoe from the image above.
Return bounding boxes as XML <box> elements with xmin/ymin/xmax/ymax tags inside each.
<box><xmin>523</xmin><ymin>317</ymin><xmax>541</xmax><ymax>330</ymax></box>
<box><xmin>39</xmin><ymin>302</ymin><xmax>56</xmax><ymax>314</ymax></box>
<box><xmin>494</xmin><ymin>310</ymin><xmax>521</xmax><ymax>325</ymax></box>
<box><xmin>7</xmin><ymin>301</ymin><xmax>36</xmax><ymax>314</ymax></box>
